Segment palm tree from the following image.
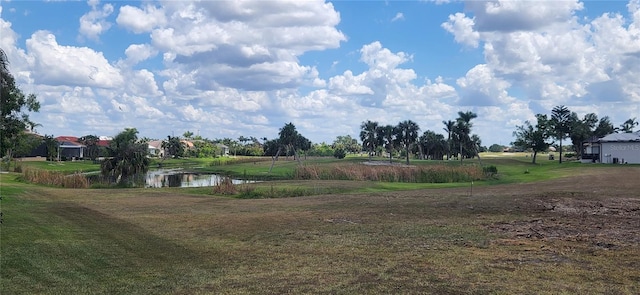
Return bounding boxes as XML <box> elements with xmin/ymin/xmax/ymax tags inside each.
<box><xmin>279</xmin><ymin>122</ymin><xmax>301</xmax><ymax>162</ymax></box>
<box><xmin>378</xmin><ymin>125</ymin><xmax>395</xmax><ymax>163</ymax></box>
<box><xmin>360</xmin><ymin>120</ymin><xmax>380</xmax><ymax>159</ymax></box>
<box><xmin>456</xmin><ymin>111</ymin><xmax>477</xmax><ymax>162</ymax></box>
<box><xmin>620</xmin><ymin>118</ymin><xmax>639</xmax><ymax>133</ymax></box>
<box><xmin>79</xmin><ymin>134</ymin><xmax>100</xmax><ymax>161</ymax></box>
<box><xmin>161</xmin><ymin>135</ymin><xmax>184</xmax><ymax>159</ymax></box>
<box><xmin>101</xmin><ymin>128</ymin><xmax>150</xmax><ymax>186</ymax></box>
<box><xmin>442</xmin><ymin>120</ymin><xmax>456</xmax><ymax>160</ymax></box>
<box><xmin>395</xmin><ymin>120</ymin><xmax>420</xmax><ymax>165</ymax></box>
<box><xmin>550</xmin><ymin>105</ymin><xmax>571</xmax><ymax>163</ymax></box>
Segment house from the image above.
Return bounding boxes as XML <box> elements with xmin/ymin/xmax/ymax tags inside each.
<box><xmin>216</xmin><ymin>143</ymin><xmax>229</xmax><ymax>156</ymax></box>
<box><xmin>148</xmin><ymin>140</ymin><xmax>165</xmax><ymax>158</ymax></box>
<box><xmin>581</xmin><ymin>132</ymin><xmax>640</xmax><ymax>164</ymax></box>
<box><xmin>594</xmin><ymin>131</ymin><xmax>640</xmax><ymax>164</ymax></box>
<box><xmin>581</xmin><ymin>136</ymin><xmax>601</xmax><ymax>163</ymax></box>
<box><xmin>56</xmin><ymin>136</ymin><xmax>85</xmax><ymax>160</ymax></box>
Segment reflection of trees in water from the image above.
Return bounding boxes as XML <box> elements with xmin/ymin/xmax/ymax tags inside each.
<box><xmin>166</xmin><ymin>174</ymin><xmax>182</xmax><ymax>187</ymax></box>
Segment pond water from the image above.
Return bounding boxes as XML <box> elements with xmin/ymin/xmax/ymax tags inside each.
<box><xmin>145</xmin><ymin>169</ymin><xmax>252</xmax><ymax>188</ymax></box>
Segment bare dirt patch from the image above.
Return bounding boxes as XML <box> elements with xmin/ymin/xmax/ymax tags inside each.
<box><xmin>483</xmin><ymin>167</ymin><xmax>640</xmax><ymax>248</ymax></box>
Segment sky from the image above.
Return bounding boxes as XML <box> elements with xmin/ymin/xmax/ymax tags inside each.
<box><xmin>1</xmin><ymin>0</ymin><xmax>639</xmax><ymax>146</ymax></box>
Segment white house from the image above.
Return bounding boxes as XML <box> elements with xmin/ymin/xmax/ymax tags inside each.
<box><xmin>598</xmin><ymin>131</ymin><xmax>640</xmax><ymax>164</ymax></box>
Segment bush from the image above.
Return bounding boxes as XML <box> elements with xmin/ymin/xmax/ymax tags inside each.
<box><xmin>212</xmin><ymin>176</ymin><xmax>237</xmax><ymax>195</ymax></box>
<box><xmin>333</xmin><ymin>148</ymin><xmax>346</xmax><ymax>159</ymax></box>
<box><xmin>482</xmin><ymin>165</ymin><xmax>498</xmax><ymax>177</ymax></box>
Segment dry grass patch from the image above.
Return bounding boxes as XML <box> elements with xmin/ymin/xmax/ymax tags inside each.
<box><xmin>21</xmin><ymin>167</ymin><xmax>89</xmax><ymax>188</ymax></box>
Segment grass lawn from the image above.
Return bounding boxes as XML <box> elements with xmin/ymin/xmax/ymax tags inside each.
<box><xmin>1</xmin><ymin>157</ymin><xmax>639</xmax><ymax>294</ymax></box>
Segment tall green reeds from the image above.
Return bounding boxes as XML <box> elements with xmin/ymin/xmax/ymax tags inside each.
<box><xmin>22</xmin><ymin>167</ymin><xmax>89</xmax><ymax>188</ymax></box>
<box><xmin>293</xmin><ymin>164</ymin><xmax>484</xmax><ymax>183</ymax></box>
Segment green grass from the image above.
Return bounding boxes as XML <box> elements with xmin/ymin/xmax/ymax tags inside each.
<box><xmin>17</xmin><ymin>160</ymin><xmax>101</xmax><ymax>173</ymax></box>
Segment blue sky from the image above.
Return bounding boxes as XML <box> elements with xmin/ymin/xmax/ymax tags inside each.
<box><xmin>1</xmin><ymin>0</ymin><xmax>639</xmax><ymax>147</ymax></box>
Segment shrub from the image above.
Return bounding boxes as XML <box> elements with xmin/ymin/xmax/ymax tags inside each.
<box><xmin>333</xmin><ymin>148</ymin><xmax>346</xmax><ymax>159</ymax></box>
<box><xmin>212</xmin><ymin>176</ymin><xmax>237</xmax><ymax>195</ymax></box>
<box><xmin>482</xmin><ymin>165</ymin><xmax>498</xmax><ymax>177</ymax></box>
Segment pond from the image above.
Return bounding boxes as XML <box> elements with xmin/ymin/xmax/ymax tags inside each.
<box><xmin>145</xmin><ymin>169</ymin><xmax>253</xmax><ymax>188</ymax></box>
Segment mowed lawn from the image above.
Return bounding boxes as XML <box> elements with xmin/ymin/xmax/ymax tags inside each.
<box><xmin>1</xmin><ymin>162</ymin><xmax>640</xmax><ymax>294</ymax></box>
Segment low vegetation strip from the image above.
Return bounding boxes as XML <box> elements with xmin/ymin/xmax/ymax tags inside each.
<box><xmin>21</xmin><ymin>167</ymin><xmax>89</xmax><ymax>188</ymax></box>
<box><xmin>293</xmin><ymin>163</ymin><xmax>485</xmax><ymax>183</ymax></box>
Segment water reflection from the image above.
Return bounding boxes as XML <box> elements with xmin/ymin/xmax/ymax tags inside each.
<box><xmin>145</xmin><ymin>169</ymin><xmax>251</xmax><ymax>188</ymax></box>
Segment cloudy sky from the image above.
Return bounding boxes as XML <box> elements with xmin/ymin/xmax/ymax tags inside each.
<box><xmin>1</xmin><ymin>0</ymin><xmax>639</xmax><ymax>146</ymax></box>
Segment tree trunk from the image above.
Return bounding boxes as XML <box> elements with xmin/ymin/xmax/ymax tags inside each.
<box><xmin>559</xmin><ymin>139</ymin><xmax>563</xmax><ymax>163</ymax></box>
<box><xmin>269</xmin><ymin>147</ymin><xmax>281</xmax><ymax>173</ymax></box>
<box><xmin>405</xmin><ymin>145</ymin><xmax>410</xmax><ymax>165</ymax></box>
<box><xmin>532</xmin><ymin>150</ymin><xmax>537</xmax><ymax>164</ymax></box>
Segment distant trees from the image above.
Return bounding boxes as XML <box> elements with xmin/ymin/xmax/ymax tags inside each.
<box><xmin>395</xmin><ymin>120</ymin><xmax>420</xmax><ymax>165</ymax></box>
<box><xmin>488</xmin><ymin>144</ymin><xmax>504</xmax><ymax>153</ymax></box>
<box><xmin>418</xmin><ymin>130</ymin><xmax>446</xmax><ymax>160</ymax></box>
<box><xmin>513</xmin><ymin>114</ymin><xmax>551</xmax><ymax>164</ymax></box>
<box><xmin>101</xmin><ymin>128</ymin><xmax>150</xmax><ymax>185</ymax></box>
<box><xmin>332</xmin><ymin>135</ymin><xmax>361</xmax><ymax>155</ymax></box>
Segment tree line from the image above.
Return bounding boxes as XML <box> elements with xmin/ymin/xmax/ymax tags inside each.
<box><xmin>513</xmin><ymin>105</ymin><xmax>638</xmax><ymax>164</ymax></box>
<box><xmin>358</xmin><ymin>111</ymin><xmax>482</xmax><ymax>165</ymax></box>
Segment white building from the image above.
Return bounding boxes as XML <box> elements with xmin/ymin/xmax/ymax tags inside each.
<box><xmin>598</xmin><ymin>131</ymin><xmax>640</xmax><ymax>164</ymax></box>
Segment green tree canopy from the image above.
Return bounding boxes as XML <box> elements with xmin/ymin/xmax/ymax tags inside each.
<box><xmin>1</xmin><ymin>48</ymin><xmax>40</xmax><ymax>160</ymax></box>
<box><xmin>162</xmin><ymin>135</ymin><xmax>184</xmax><ymax>159</ymax></box>
<box><xmin>455</xmin><ymin>111</ymin><xmax>477</xmax><ymax>162</ymax></box>
<box><xmin>394</xmin><ymin>120</ymin><xmax>420</xmax><ymax>165</ymax></box>
<box><xmin>513</xmin><ymin>114</ymin><xmax>551</xmax><ymax>164</ymax></box>
<box><xmin>79</xmin><ymin>135</ymin><xmax>100</xmax><ymax>161</ymax></box>
<box><xmin>360</xmin><ymin>120</ymin><xmax>381</xmax><ymax>159</ymax></box>
<box><xmin>378</xmin><ymin>124</ymin><xmax>396</xmax><ymax>163</ymax></box>
<box><xmin>101</xmin><ymin>128</ymin><xmax>150</xmax><ymax>185</ymax></box>
<box><xmin>619</xmin><ymin>118</ymin><xmax>638</xmax><ymax>133</ymax></box>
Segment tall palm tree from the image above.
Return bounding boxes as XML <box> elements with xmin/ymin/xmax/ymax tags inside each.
<box><xmin>442</xmin><ymin>120</ymin><xmax>456</xmax><ymax>160</ymax></box>
<box><xmin>395</xmin><ymin>120</ymin><xmax>420</xmax><ymax>165</ymax></box>
<box><xmin>456</xmin><ymin>111</ymin><xmax>477</xmax><ymax>162</ymax></box>
<box><xmin>360</xmin><ymin>120</ymin><xmax>380</xmax><ymax>159</ymax></box>
<box><xmin>551</xmin><ymin>105</ymin><xmax>571</xmax><ymax>163</ymax></box>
